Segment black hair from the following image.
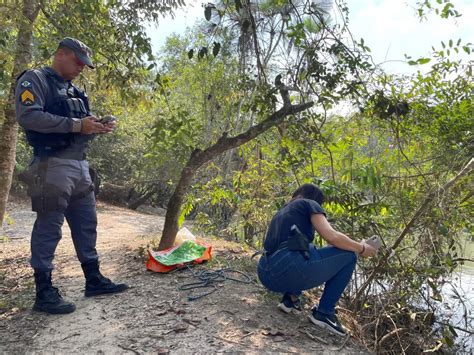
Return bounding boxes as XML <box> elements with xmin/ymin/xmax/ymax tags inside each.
<box><xmin>291</xmin><ymin>183</ymin><xmax>324</xmax><ymax>205</ymax></box>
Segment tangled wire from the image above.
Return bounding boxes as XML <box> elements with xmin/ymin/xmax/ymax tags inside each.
<box><xmin>177</xmin><ymin>265</ymin><xmax>253</xmax><ymax>301</ymax></box>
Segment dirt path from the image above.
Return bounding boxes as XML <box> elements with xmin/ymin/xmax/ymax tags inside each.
<box><xmin>0</xmin><ymin>197</ymin><xmax>367</xmax><ymax>354</ymax></box>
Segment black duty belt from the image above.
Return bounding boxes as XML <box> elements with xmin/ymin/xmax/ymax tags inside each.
<box><xmin>35</xmin><ymin>151</ymin><xmax>86</xmax><ymax>160</ymax></box>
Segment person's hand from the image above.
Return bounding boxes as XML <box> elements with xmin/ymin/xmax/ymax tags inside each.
<box><xmin>359</xmin><ymin>242</ymin><xmax>377</xmax><ymax>258</ymax></box>
<box><xmin>81</xmin><ymin>116</ymin><xmax>109</xmax><ymax>134</ymax></box>
<box><xmin>101</xmin><ymin>120</ymin><xmax>117</xmax><ymax>134</ymax></box>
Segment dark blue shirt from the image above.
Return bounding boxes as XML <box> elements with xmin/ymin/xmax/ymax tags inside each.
<box><xmin>15</xmin><ymin>67</ymin><xmax>94</xmax><ymax>155</ymax></box>
<box><xmin>16</xmin><ymin>67</ymin><xmax>80</xmax><ymax>133</ymax></box>
<box><xmin>263</xmin><ymin>198</ymin><xmax>326</xmax><ymax>254</ymax></box>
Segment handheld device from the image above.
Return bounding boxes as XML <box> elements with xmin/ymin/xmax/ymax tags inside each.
<box><xmin>365</xmin><ymin>235</ymin><xmax>382</xmax><ymax>251</ymax></box>
<box><xmin>98</xmin><ymin>115</ymin><xmax>117</xmax><ymax>124</ymax></box>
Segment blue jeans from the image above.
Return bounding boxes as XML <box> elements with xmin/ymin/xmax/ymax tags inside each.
<box><xmin>257</xmin><ymin>244</ymin><xmax>356</xmax><ymax>316</ymax></box>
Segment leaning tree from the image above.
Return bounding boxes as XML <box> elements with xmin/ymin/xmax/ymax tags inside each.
<box><xmin>155</xmin><ymin>0</ymin><xmax>373</xmax><ymax>249</ymax></box>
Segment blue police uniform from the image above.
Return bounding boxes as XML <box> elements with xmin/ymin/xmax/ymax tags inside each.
<box><xmin>16</xmin><ymin>66</ymin><xmax>98</xmax><ymax>270</ymax></box>
<box><xmin>15</xmin><ymin>38</ymin><xmax>128</xmax><ymax>315</ymax></box>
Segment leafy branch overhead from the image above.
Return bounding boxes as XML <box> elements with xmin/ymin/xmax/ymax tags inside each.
<box><xmin>36</xmin><ymin>0</ymin><xmax>184</xmax><ymax>94</ymax></box>
<box><xmin>151</xmin><ymin>0</ymin><xmax>378</xmax><ymax>249</ymax></box>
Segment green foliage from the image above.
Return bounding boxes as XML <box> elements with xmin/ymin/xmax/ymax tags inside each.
<box><xmin>3</xmin><ymin>1</ymin><xmax>472</xmax><ymax>350</ymax></box>
<box><xmin>0</xmin><ymin>5</ymin><xmax>18</xmax><ymax>107</ymax></box>
<box><xmin>34</xmin><ymin>0</ymin><xmax>177</xmax><ymax>97</ymax></box>
<box><xmin>87</xmin><ymin>84</ymin><xmax>158</xmax><ymax>184</ymax></box>
<box><xmin>416</xmin><ymin>0</ymin><xmax>461</xmax><ymax>20</ymax></box>
<box><xmin>147</xmin><ymin>32</ymin><xmax>245</xmax><ymax>172</ymax></box>
<box><xmin>185</xmin><ymin>37</ymin><xmax>472</xmax><ymax>348</ymax></box>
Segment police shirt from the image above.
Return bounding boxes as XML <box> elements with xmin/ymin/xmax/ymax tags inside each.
<box><xmin>263</xmin><ymin>198</ymin><xmax>326</xmax><ymax>254</ymax></box>
<box><xmin>15</xmin><ymin>67</ymin><xmax>83</xmax><ymax>134</ymax></box>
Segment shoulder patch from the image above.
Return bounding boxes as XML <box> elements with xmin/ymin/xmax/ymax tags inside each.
<box><xmin>20</xmin><ymin>89</ymin><xmax>35</xmax><ymax>106</ymax></box>
<box><xmin>20</xmin><ymin>80</ymin><xmax>32</xmax><ymax>88</ymax></box>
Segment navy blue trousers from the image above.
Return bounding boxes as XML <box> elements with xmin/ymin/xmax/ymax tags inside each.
<box><xmin>29</xmin><ymin>157</ymin><xmax>99</xmax><ymax>271</ymax></box>
<box><xmin>31</xmin><ymin>191</ymin><xmax>99</xmax><ymax>271</ymax></box>
<box><xmin>258</xmin><ymin>244</ymin><xmax>356</xmax><ymax>316</ymax></box>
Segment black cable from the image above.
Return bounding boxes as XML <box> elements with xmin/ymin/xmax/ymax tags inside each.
<box><xmin>178</xmin><ymin>264</ymin><xmax>252</xmax><ymax>301</ymax></box>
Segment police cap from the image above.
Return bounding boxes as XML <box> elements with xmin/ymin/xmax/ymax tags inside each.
<box><xmin>58</xmin><ymin>37</ymin><xmax>95</xmax><ymax>69</ymax></box>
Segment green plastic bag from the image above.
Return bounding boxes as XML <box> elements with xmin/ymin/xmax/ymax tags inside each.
<box><xmin>153</xmin><ymin>240</ymin><xmax>208</xmax><ymax>266</ymax></box>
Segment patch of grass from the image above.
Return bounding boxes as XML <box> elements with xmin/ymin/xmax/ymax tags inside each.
<box><xmin>0</xmin><ymin>269</ymin><xmax>35</xmax><ymax>314</ymax></box>
<box><xmin>135</xmin><ymin>235</ymin><xmax>161</xmax><ymax>259</ymax></box>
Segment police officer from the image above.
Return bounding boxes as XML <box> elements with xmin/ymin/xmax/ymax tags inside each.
<box><xmin>15</xmin><ymin>38</ymin><xmax>128</xmax><ymax>315</ymax></box>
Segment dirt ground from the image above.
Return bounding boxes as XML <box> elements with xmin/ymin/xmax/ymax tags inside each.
<box><xmin>0</xmin><ymin>195</ymin><xmax>368</xmax><ymax>354</ymax></box>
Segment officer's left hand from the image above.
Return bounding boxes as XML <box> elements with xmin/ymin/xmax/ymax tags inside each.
<box><xmin>82</xmin><ymin>116</ymin><xmax>110</xmax><ymax>134</ymax></box>
<box><xmin>91</xmin><ymin>118</ymin><xmax>116</xmax><ymax>134</ymax></box>
<box><xmin>101</xmin><ymin>120</ymin><xmax>117</xmax><ymax>134</ymax></box>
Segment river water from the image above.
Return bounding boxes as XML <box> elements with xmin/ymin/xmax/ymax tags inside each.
<box><xmin>438</xmin><ymin>241</ymin><xmax>474</xmax><ymax>352</ymax></box>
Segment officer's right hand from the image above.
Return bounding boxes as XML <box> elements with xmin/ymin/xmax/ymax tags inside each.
<box><xmin>360</xmin><ymin>242</ymin><xmax>377</xmax><ymax>258</ymax></box>
<box><xmin>81</xmin><ymin>116</ymin><xmax>108</xmax><ymax>134</ymax></box>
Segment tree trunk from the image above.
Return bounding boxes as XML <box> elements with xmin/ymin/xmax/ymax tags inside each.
<box><xmin>158</xmin><ymin>165</ymin><xmax>198</xmax><ymax>250</ymax></box>
<box><xmin>0</xmin><ymin>0</ymin><xmax>39</xmax><ymax>225</ymax></box>
<box><xmin>127</xmin><ymin>188</ymin><xmax>155</xmax><ymax>210</ymax></box>
<box><xmin>158</xmin><ymin>96</ymin><xmax>314</xmax><ymax>250</ymax></box>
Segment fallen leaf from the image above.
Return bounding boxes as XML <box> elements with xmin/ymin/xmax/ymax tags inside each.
<box><xmin>173</xmin><ymin>323</ymin><xmax>189</xmax><ymax>333</ymax></box>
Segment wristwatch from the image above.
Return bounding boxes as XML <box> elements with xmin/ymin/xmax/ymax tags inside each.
<box><xmin>71</xmin><ymin>118</ymin><xmax>82</xmax><ymax>133</ymax></box>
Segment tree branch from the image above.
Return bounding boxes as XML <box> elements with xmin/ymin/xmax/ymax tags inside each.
<box><xmin>244</xmin><ymin>0</ymin><xmax>266</xmax><ymax>84</ymax></box>
<box><xmin>192</xmin><ymin>98</ymin><xmax>313</xmax><ymax>168</ymax></box>
<box><xmin>353</xmin><ymin>158</ymin><xmax>474</xmax><ymax>303</ymax></box>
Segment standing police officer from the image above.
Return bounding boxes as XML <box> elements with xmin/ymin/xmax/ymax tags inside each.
<box><xmin>15</xmin><ymin>38</ymin><xmax>128</xmax><ymax>314</ymax></box>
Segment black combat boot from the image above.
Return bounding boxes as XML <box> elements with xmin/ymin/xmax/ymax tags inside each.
<box><xmin>33</xmin><ymin>270</ymin><xmax>76</xmax><ymax>314</ymax></box>
<box><xmin>81</xmin><ymin>260</ymin><xmax>129</xmax><ymax>297</ymax></box>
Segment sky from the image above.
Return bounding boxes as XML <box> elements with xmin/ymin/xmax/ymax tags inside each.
<box><xmin>146</xmin><ymin>0</ymin><xmax>473</xmax><ymax>75</ymax></box>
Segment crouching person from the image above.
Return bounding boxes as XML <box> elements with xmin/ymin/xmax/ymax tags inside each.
<box><xmin>257</xmin><ymin>184</ymin><xmax>377</xmax><ymax>336</ymax></box>
<box><xmin>15</xmin><ymin>37</ymin><xmax>128</xmax><ymax>314</ymax></box>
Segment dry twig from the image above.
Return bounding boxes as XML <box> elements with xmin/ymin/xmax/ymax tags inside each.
<box><xmin>298</xmin><ymin>329</ymin><xmax>329</xmax><ymax>345</ymax></box>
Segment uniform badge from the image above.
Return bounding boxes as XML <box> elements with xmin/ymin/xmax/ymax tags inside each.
<box><xmin>20</xmin><ymin>90</ymin><xmax>35</xmax><ymax>106</ymax></box>
<box><xmin>20</xmin><ymin>80</ymin><xmax>32</xmax><ymax>88</ymax></box>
